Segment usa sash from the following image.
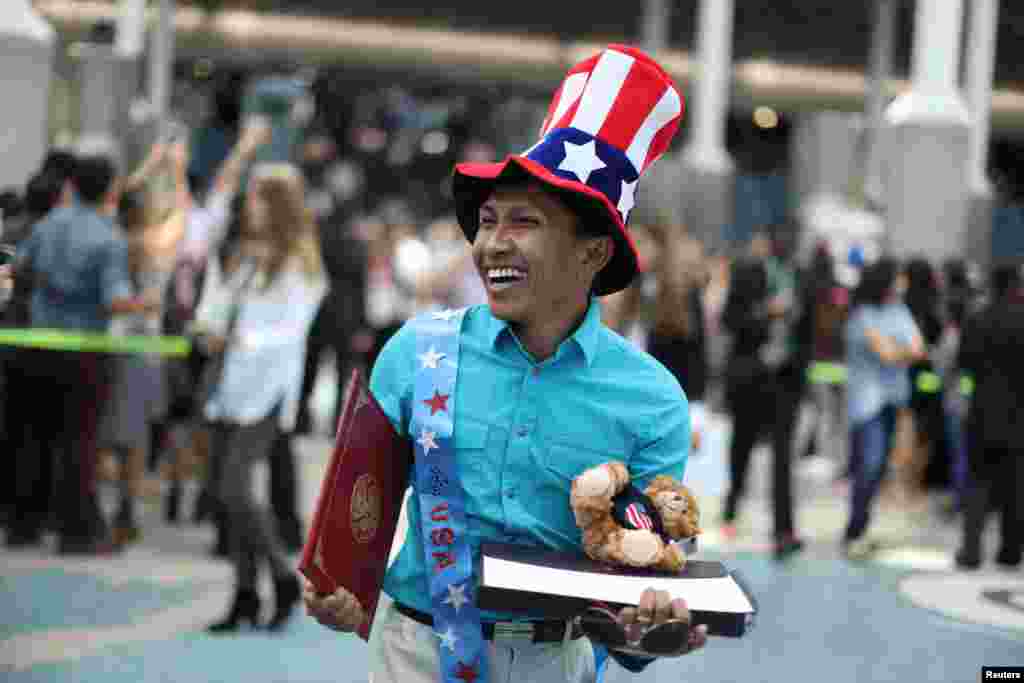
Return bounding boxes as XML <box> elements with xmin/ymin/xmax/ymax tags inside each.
<box><xmin>410</xmin><ymin>307</ymin><xmax>487</xmax><ymax>683</ymax></box>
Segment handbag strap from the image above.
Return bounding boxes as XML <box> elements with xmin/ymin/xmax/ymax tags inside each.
<box><xmin>220</xmin><ymin>254</ymin><xmax>260</xmax><ymax>349</ymax></box>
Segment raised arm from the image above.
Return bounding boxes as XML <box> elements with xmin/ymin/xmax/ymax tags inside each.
<box><xmin>209</xmin><ymin>117</ymin><xmax>272</xmax><ymax>199</ymax></box>
<box><xmin>123</xmin><ymin>142</ymin><xmax>167</xmax><ymax>192</ymax></box>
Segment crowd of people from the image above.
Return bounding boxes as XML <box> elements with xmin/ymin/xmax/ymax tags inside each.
<box><xmin>0</xmin><ymin>63</ymin><xmax>1021</xmax><ymax>646</ymax></box>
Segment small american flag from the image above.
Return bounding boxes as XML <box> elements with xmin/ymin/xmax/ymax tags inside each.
<box><xmin>625</xmin><ymin>503</ymin><xmax>654</xmax><ymax>530</ymax></box>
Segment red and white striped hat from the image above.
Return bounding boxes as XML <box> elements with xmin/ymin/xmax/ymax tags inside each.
<box><xmin>452</xmin><ymin>44</ymin><xmax>684</xmax><ymax>295</ymax></box>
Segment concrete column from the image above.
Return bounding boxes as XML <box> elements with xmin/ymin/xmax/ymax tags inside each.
<box><xmin>148</xmin><ymin>0</ymin><xmax>176</xmax><ymax>125</ymax></box>
<box><xmin>116</xmin><ymin>0</ymin><xmax>153</xmax><ymax>172</ymax></box>
<box><xmin>681</xmin><ymin>0</ymin><xmax>735</xmax><ymax>255</ymax></box>
<box><xmin>882</xmin><ymin>0</ymin><xmax>971</xmax><ymax>264</ymax></box>
<box><xmin>641</xmin><ymin>0</ymin><xmax>670</xmax><ymax>54</ymax></box>
<box><xmin>75</xmin><ymin>43</ymin><xmax>124</xmax><ymax>163</ymax></box>
<box><xmin>0</xmin><ymin>0</ymin><xmax>56</xmax><ymax>190</ymax></box>
<box><xmin>963</xmin><ymin>0</ymin><xmax>1000</xmax><ymax>268</ymax></box>
<box><xmin>859</xmin><ymin>0</ymin><xmax>898</xmax><ymax>207</ymax></box>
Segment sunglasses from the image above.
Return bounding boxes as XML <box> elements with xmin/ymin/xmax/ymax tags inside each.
<box><xmin>576</xmin><ymin>605</ymin><xmax>693</xmax><ymax>657</ymax></box>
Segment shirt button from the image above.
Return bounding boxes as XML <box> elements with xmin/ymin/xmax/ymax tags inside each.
<box><xmin>506</xmin><ymin>488</ymin><xmax>516</xmax><ymax>498</ymax></box>
<box><xmin>516</xmin><ymin>426</ymin><xmax>529</xmax><ymax>437</ymax></box>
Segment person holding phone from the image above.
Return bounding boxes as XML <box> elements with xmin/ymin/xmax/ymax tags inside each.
<box><xmin>194</xmin><ymin>121</ymin><xmax>327</xmax><ymax>633</ymax></box>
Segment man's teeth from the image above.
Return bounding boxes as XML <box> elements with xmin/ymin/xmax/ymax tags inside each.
<box><xmin>487</xmin><ymin>268</ymin><xmax>526</xmax><ymax>281</ymax></box>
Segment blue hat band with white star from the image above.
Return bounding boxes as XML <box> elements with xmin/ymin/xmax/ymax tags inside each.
<box><xmin>524</xmin><ymin>127</ymin><xmax>641</xmax><ymax>223</ymax></box>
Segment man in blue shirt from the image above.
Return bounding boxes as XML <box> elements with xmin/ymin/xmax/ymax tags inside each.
<box><xmin>306</xmin><ymin>45</ymin><xmax>707</xmax><ymax>681</ymax></box>
<box><xmin>6</xmin><ymin>153</ymin><xmax>160</xmax><ymax>554</ymax></box>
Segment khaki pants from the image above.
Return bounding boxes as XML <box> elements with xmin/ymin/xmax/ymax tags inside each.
<box><xmin>368</xmin><ymin>596</ymin><xmax>597</xmax><ymax>683</ymax></box>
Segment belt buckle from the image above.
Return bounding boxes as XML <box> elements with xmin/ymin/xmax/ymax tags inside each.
<box><xmin>492</xmin><ymin>621</ymin><xmax>536</xmax><ymax>641</ymax></box>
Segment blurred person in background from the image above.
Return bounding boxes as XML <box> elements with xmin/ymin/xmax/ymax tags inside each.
<box><xmin>598</xmin><ymin>222</ymin><xmax>655</xmax><ymax>346</ymax></box>
<box><xmin>954</xmin><ymin>263</ymin><xmax>1024</xmax><ymax>570</ymax></box>
<box><xmin>192</xmin><ymin>133</ymin><xmax>326</xmax><ymax>631</ymax></box>
<box><xmin>798</xmin><ymin>244</ymin><xmax>849</xmax><ymax>469</ymax></box>
<box><xmin>189</xmin><ymin>70</ymin><xmax>245</xmax><ymax>195</ymax></box>
<box><xmin>415</xmin><ymin>215</ymin><xmax>487</xmax><ymax>311</ymax></box>
<box><xmin>841</xmin><ymin>259</ymin><xmax>926</xmax><ymax>560</ymax></box>
<box><xmin>363</xmin><ymin>200</ymin><xmax>430</xmax><ymax>370</ymax></box>
<box><xmin>936</xmin><ymin>259</ymin><xmax>979</xmax><ymax>516</ymax></box>
<box><xmin>0</xmin><ymin>165</ymin><xmax>71</xmax><ymax>528</ymax></box>
<box><xmin>6</xmin><ymin>153</ymin><xmax>161</xmax><ymax>554</ymax></box>
<box><xmin>98</xmin><ymin>139</ymin><xmax>191</xmax><ymax>547</ymax></box>
<box><xmin>645</xmin><ymin>224</ymin><xmax>708</xmax><ymax>405</ymax></box>
<box><xmin>903</xmin><ymin>258</ymin><xmax>950</xmax><ymax>499</ymax></box>
<box><xmin>184</xmin><ymin>123</ymin><xmax>288</xmax><ymax>557</ymax></box>
<box><xmin>719</xmin><ymin>239</ymin><xmax>806</xmax><ymax>561</ymax></box>
<box><xmin>294</xmin><ymin>131</ymin><xmax>370</xmax><ymax>437</ymax></box>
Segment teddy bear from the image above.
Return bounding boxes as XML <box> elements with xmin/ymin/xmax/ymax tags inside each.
<box><xmin>570</xmin><ymin>461</ymin><xmax>701</xmax><ymax>573</ymax></box>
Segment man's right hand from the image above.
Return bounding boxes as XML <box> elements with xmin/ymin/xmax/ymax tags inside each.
<box><xmin>303</xmin><ymin>580</ymin><xmax>366</xmax><ymax>633</ymax></box>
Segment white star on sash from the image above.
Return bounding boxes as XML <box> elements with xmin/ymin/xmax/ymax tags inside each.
<box><xmin>558</xmin><ymin>140</ymin><xmax>606</xmax><ymax>185</ymax></box>
<box><xmin>436</xmin><ymin>626</ymin><xmax>458</xmax><ymax>652</ymax></box>
<box><xmin>618</xmin><ymin>179</ymin><xmax>638</xmax><ymax>222</ymax></box>
<box><xmin>417</xmin><ymin>428</ymin><xmax>439</xmax><ymax>456</ymax></box>
<box><xmin>432</xmin><ymin>309</ymin><xmax>462</xmax><ymax>322</ymax></box>
<box><xmin>444</xmin><ymin>583</ymin><xmax>469</xmax><ymax>613</ymax></box>
<box><xmin>418</xmin><ymin>347</ymin><xmax>446</xmax><ymax>370</ymax></box>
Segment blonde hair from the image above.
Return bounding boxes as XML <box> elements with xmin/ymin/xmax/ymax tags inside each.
<box><xmin>247</xmin><ymin>163</ymin><xmax>323</xmax><ymax>286</ymax></box>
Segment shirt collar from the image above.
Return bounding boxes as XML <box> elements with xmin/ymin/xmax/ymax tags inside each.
<box><xmin>485</xmin><ymin>296</ymin><xmax>602</xmax><ymax>367</ymax></box>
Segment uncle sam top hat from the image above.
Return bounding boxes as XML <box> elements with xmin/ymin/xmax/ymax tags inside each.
<box><xmin>452</xmin><ymin>44</ymin><xmax>684</xmax><ymax>296</ymax></box>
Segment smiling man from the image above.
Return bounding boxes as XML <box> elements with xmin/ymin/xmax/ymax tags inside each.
<box><xmin>305</xmin><ymin>45</ymin><xmax>702</xmax><ymax>683</ymax></box>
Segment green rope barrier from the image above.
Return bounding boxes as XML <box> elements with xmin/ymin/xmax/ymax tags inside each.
<box><xmin>0</xmin><ymin>329</ymin><xmax>191</xmax><ymax>357</ymax></box>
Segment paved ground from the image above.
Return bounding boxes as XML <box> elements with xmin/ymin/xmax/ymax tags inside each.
<box><xmin>2</xmin><ymin>427</ymin><xmax>1022</xmax><ymax>682</ymax></box>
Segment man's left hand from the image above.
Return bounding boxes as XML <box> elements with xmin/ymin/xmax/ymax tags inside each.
<box><xmin>616</xmin><ymin>588</ymin><xmax>708</xmax><ymax>655</ymax></box>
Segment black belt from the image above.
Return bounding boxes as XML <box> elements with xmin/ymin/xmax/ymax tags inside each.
<box><xmin>394</xmin><ymin>602</ymin><xmax>583</xmax><ymax>643</ymax></box>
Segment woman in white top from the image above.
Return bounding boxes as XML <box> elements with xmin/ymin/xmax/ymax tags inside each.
<box><xmin>195</xmin><ymin>146</ymin><xmax>327</xmax><ymax>634</ymax></box>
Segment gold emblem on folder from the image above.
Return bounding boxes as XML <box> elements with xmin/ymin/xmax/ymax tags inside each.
<box><xmin>350</xmin><ymin>473</ymin><xmax>381</xmax><ymax>544</ymax></box>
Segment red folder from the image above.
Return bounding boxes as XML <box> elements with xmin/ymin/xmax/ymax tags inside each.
<box><xmin>299</xmin><ymin>367</ymin><xmax>412</xmax><ymax>641</ymax></box>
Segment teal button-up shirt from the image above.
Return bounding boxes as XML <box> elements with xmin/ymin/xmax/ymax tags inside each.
<box><xmin>371</xmin><ymin>298</ymin><xmax>691</xmax><ymax>619</ymax></box>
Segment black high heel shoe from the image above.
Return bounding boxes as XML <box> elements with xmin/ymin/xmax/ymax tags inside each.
<box><xmin>208</xmin><ymin>588</ymin><xmax>262</xmax><ymax>633</ymax></box>
<box><xmin>265</xmin><ymin>574</ymin><xmax>301</xmax><ymax>633</ymax></box>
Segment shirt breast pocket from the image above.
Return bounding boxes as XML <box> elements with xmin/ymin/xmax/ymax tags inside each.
<box><xmin>533</xmin><ymin>441</ymin><xmax>623</xmax><ymax>536</ymax></box>
<box><xmin>543</xmin><ymin>441</ymin><xmax>624</xmax><ymax>484</ymax></box>
<box><xmin>453</xmin><ymin>418</ymin><xmax>498</xmax><ymax>509</ymax></box>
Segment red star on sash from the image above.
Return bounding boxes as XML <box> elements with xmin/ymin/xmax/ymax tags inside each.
<box><xmin>455</xmin><ymin>661</ymin><xmax>479</xmax><ymax>683</ymax></box>
<box><xmin>423</xmin><ymin>390</ymin><xmax>450</xmax><ymax>415</ymax></box>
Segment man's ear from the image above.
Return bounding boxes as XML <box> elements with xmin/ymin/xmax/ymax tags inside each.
<box><xmin>583</xmin><ymin>236</ymin><xmax>614</xmax><ymax>273</ymax></box>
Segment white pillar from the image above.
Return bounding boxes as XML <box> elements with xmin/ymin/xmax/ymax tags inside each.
<box><xmin>886</xmin><ymin>0</ymin><xmax>969</xmax><ymax>126</ymax></box>
<box><xmin>0</xmin><ymin>0</ymin><xmax>56</xmax><ymax>189</ymax></box>
<box><xmin>859</xmin><ymin>0</ymin><xmax>898</xmax><ymax>205</ymax></box>
<box><xmin>964</xmin><ymin>0</ymin><xmax>999</xmax><ymax>196</ymax></box>
<box><xmin>963</xmin><ymin>0</ymin><xmax>1000</xmax><ymax>267</ymax></box>
<box><xmin>682</xmin><ymin>0</ymin><xmax>735</xmax><ymax>175</ymax></box>
<box><xmin>116</xmin><ymin>0</ymin><xmax>147</xmax><ymax>59</ymax></box>
<box><xmin>881</xmin><ymin>0</ymin><xmax>971</xmax><ymax>264</ymax></box>
<box><xmin>148</xmin><ymin>0</ymin><xmax>176</xmax><ymax>124</ymax></box>
<box><xmin>680</xmin><ymin>0</ymin><xmax>735</xmax><ymax>255</ymax></box>
<box><xmin>641</xmin><ymin>0</ymin><xmax>669</xmax><ymax>54</ymax></box>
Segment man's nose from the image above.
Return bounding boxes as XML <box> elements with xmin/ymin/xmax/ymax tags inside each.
<box><xmin>479</xmin><ymin>225</ymin><xmax>513</xmax><ymax>253</ymax></box>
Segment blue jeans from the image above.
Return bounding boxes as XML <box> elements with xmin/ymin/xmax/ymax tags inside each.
<box><xmin>845</xmin><ymin>405</ymin><xmax>897</xmax><ymax>542</ymax></box>
<box><xmin>944</xmin><ymin>407</ymin><xmax>969</xmax><ymax>510</ymax></box>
